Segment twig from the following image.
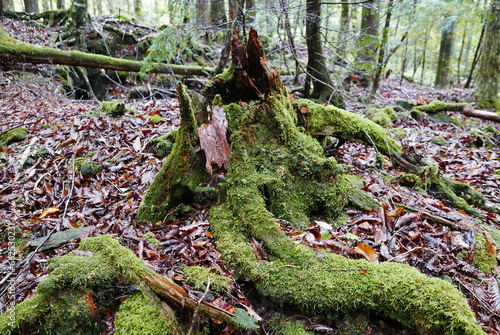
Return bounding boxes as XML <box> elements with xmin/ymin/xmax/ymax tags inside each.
<box><xmin>187</xmin><ymin>277</ymin><xmax>211</xmax><ymax>335</ymax></box>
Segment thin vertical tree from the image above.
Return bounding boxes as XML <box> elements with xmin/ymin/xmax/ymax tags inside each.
<box><xmin>474</xmin><ymin>0</ymin><xmax>500</xmax><ymax>108</ymax></box>
<box><xmin>24</xmin><ymin>0</ymin><xmax>39</xmax><ymax>13</ymax></box>
<box><xmin>434</xmin><ymin>16</ymin><xmax>457</xmax><ymax>88</ymax></box>
<box><xmin>357</xmin><ymin>0</ymin><xmax>379</xmax><ymax>71</ymax></box>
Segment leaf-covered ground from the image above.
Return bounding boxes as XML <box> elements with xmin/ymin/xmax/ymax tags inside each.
<box><xmin>1</xmin><ymin>17</ymin><xmax>500</xmax><ymax>334</ymax></box>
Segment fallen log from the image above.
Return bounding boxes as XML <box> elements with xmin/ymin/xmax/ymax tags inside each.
<box><xmin>412</xmin><ymin>100</ymin><xmax>500</xmax><ymax>123</ymax></box>
<box><xmin>0</xmin><ymin>28</ymin><xmax>215</xmax><ymax>76</ymax></box>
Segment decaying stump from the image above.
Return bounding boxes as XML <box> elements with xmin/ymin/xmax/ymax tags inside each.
<box><xmin>136</xmin><ymin>29</ymin><xmax>485</xmax><ymax>334</ymax></box>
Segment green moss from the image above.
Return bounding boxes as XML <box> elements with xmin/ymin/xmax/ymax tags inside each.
<box><xmin>431</xmin><ymin>136</ymin><xmax>448</xmax><ymax>146</ymax></box>
<box><xmin>149</xmin><ymin>115</ymin><xmax>166</xmax><ymax>123</ymax></box>
<box><xmin>469</xmin><ymin>232</ymin><xmax>497</xmax><ymax>273</ymax></box>
<box><xmin>483</xmin><ymin>125</ymin><xmax>500</xmax><ymax>135</ymax></box>
<box><xmin>364</xmin><ymin>106</ymin><xmax>398</xmax><ymax>127</ymax></box>
<box><xmin>146</xmin><ymin>129</ymin><xmax>178</xmax><ymax>158</ymax></box>
<box><xmin>115</xmin><ymin>292</ymin><xmax>174</xmax><ymax>335</ymax></box>
<box><xmin>70</xmin><ymin>157</ymin><xmax>103</xmax><ymax>176</ymax></box>
<box><xmin>0</xmin><ymin>127</ymin><xmax>28</xmax><ymax>147</ymax></box>
<box><xmin>137</xmin><ymin>83</ymin><xmax>210</xmax><ymax>222</ymax></box>
<box><xmin>295</xmin><ymin>99</ymin><xmax>402</xmax><ymax>157</ymax></box>
<box><xmin>182</xmin><ymin>265</ymin><xmax>231</xmax><ymax>294</ymax></box>
<box><xmin>143</xmin><ymin>231</ymin><xmax>160</xmax><ymax>247</ymax></box>
<box><xmin>101</xmin><ymin>100</ymin><xmax>128</xmax><ymax>117</ymax></box>
<box><xmin>494</xmin><ymin>170</ymin><xmax>500</xmax><ymax>175</ymax></box>
<box><xmin>413</xmin><ymin>100</ymin><xmax>470</xmax><ymax>113</ymax></box>
<box><xmin>207</xmin><ymin>91</ymin><xmax>483</xmax><ymax>334</ymax></box>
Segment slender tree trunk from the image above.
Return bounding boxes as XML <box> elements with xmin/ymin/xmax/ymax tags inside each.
<box><xmin>434</xmin><ymin>17</ymin><xmax>457</xmax><ymax>88</ymax></box>
<box><xmin>464</xmin><ymin>25</ymin><xmax>484</xmax><ymax>88</ymax></box>
<box><xmin>456</xmin><ymin>23</ymin><xmax>467</xmax><ymax>86</ymax></box>
<box><xmin>305</xmin><ymin>0</ymin><xmax>338</xmax><ymax>104</ymax></box>
<box><xmin>336</xmin><ymin>0</ymin><xmax>350</xmax><ymax>63</ymax></box>
<box><xmin>210</xmin><ymin>0</ymin><xmax>226</xmax><ymax>27</ymax></box>
<box><xmin>420</xmin><ymin>24</ymin><xmax>432</xmax><ymax>84</ymax></box>
<box><xmin>357</xmin><ymin>0</ymin><xmax>379</xmax><ymax>71</ymax></box>
<box><xmin>196</xmin><ymin>0</ymin><xmax>209</xmax><ymax>26</ymax></box>
<box><xmin>0</xmin><ymin>0</ymin><xmax>4</xmax><ymax>15</ymax></box>
<box><xmin>67</xmin><ymin>0</ymin><xmax>90</xmax><ymax>28</ymax></box>
<box><xmin>474</xmin><ymin>0</ymin><xmax>500</xmax><ymax>108</ymax></box>
<box><xmin>279</xmin><ymin>0</ymin><xmax>300</xmax><ymax>84</ymax></box>
<box><xmin>370</xmin><ymin>0</ymin><xmax>394</xmax><ymax>97</ymax></box>
<box><xmin>134</xmin><ymin>0</ymin><xmax>142</xmax><ymax>18</ymax></box>
<box><xmin>24</xmin><ymin>0</ymin><xmax>39</xmax><ymax>13</ymax></box>
<box><xmin>57</xmin><ymin>0</ymin><xmax>65</xmax><ymax>9</ymax></box>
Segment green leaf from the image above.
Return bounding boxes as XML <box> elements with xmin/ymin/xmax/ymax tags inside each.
<box><xmin>232</xmin><ymin>308</ymin><xmax>259</xmax><ymax>330</ymax></box>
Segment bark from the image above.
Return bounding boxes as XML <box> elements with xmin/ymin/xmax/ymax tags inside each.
<box><xmin>0</xmin><ymin>28</ymin><xmax>215</xmax><ymax>76</ymax></box>
<box><xmin>474</xmin><ymin>0</ymin><xmax>500</xmax><ymax>109</ymax></box>
<box><xmin>434</xmin><ymin>16</ymin><xmax>457</xmax><ymax>88</ymax></box>
<box><xmin>336</xmin><ymin>0</ymin><xmax>350</xmax><ymax>62</ymax></box>
<box><xmin>23</xmin><ymin>0</ymin><xmax>39</xmax><ymax>13</ymax></box>
<box><xmin>305</xmin><ymin>0</ymin><xmax>343</xmax><ymax>106</ymax></box>
<box><xmin>137</xmin><ymin>29</ymin><xmax>485</xmax><ymax>334</ymax></box>
<box><xmin>56</xmin><ymin>0</ymin><xmax>64</xmax><ymax>10</ymax></box>
<box><xmin>134</xmin><ymin>0</ymin><xmax>142</xmax><ymax>18</ymax></box>
<box><xmin>196</xmin><ymin>0</ymin><xmax>209</xmax><ymax>26</ymax></box>
<box><xmin>357</xmin><ymin>0</ymin><xmax>379</xmax><ymax>70</ymax></box>
<box><xmin>66</xmin><ymin>0</ymin><xmax>90</xmax><ymax>28</ymax></box>
<box><xmin>209</xmin><ymin>0</ymin><xmax>226</xmax><ymax>26</ymax></box>
<box><xmin>369</xmin><ymin>0</ymin><xmax>393</xmax><ymax>97</ymax></box>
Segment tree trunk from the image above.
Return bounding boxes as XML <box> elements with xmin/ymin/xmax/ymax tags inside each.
<box><xmin>434</xmin><ymin>16</ymin><xmax>457</xmax><ymax>88</ymax></box>
<box><xmin>67</xmin><ymin>0</ymin><xmax>90</xmax><ymax>28</ymax></box>
<box><xmin>305</xmin><ymin>0</ymin><xmax>343</xmax><ymax>106</ymax></box>
<box><xmin>196</xmin><ymin>0</ymin><xmax>209</xmax><ymax>26</ymax></box>
<box><xmin>336</xmin><ymin>0</ymin><xmax>350</xmax><ymax>63</ymax></box>
<box><xmin>134</xmin><ymin>0</ymin><xmax>142</xmax><ymax>18</ymax></box>
<box><xmin>357</xmin><ymin>0</ymin><xmax>379</xmax><ymax>71</ymax></box>
<box><xmin>56</xmin><ymin>0</ymin><xmax>65</xmax><ymax>10</ymax></box>
<box><xmin>24</xmin><ymin>0</ymin><xmax>39</xmax><ymax>13</ymax></box>
<box><xmin>0</xmin><ymin>28</ymin><xmax>215</xmax><ymax>76</ymax></box>
<box><xmin>370</xmin><ymin>0</ymin><xmax>393</xmax><ymax>98</ymax></box>
<box><xmin>209</xmin><ymin>0</ymin><xmax>226</xmax><ymax>27</ymax></box>
<box><xmin>474</xmin><ymin>0</ymin><xmax>500</xmax><ymax>109</ymax></box>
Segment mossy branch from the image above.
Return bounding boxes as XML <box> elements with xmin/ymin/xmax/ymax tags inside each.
<box><xmin>0</xmin><ymin>28</ymin><xmax>214</xmax><ymax>76</ymax></box>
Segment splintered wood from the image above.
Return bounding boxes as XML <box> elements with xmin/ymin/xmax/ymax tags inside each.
<box><xmin>198</xmin><ymin>106</ymin><xmax>231</xmax><ymax>174</ymax></box>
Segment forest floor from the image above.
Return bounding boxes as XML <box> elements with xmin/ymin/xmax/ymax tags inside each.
<box><xmin>1</xmin><ymin>16</ymin><xmax>500</xmax><ymax>334</ymax></box>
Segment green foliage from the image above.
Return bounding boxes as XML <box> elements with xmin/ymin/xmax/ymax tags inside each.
<box><xmin>142</xmin><ymin>25</ymin><xmax>201</xmax><ymax>72</ymax></box>
<box><xmin>232</xmin><ymin>308</ymin><xmax>259</xmax><ymax>330</ymax></box>
<box><xmin>0</xmin><ymin>127</ymin><xmax>28</xmax><ymax>147</ymax></box>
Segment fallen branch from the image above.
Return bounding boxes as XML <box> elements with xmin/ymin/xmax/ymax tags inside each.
<box><xmin>0</xmin><ymin>28</ymin><xmax>215</xmax><ymax>76</ymax></box>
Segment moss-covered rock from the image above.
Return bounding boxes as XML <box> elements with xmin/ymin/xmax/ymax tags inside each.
<box><xmin>0</xmin><ymin>127</ymin><xmax>28</xmax><ymax>147</ymax></box>
<box><xmin>71</xmin><ymin>157</ymin><xmax>103</xmax><ymax>176</ymax></box>
<box><xmin>469</xmin><ymin>232</ymin><xmax>497</xmax><ymax>273</ymax></box>
<box><xmin>146</xmin><ymin>129</ymin><xmax>178</xmax><ymax>158</ymax></box>
<box><xmin>431</xmin><ymin>135</ymin><xmax>448</xmax><ymax>146</ymax></box>
<box><xmin>364</xmin><ymin>106</ymin><xmax>398</xmax><ymax>127</ymax></box>
<box><xmin>101</xmin><ymin>100</ymin><xmax>128</xmax><ymax>117</ymax></box>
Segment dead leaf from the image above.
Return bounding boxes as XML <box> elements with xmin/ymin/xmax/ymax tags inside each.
<box><xmin>38</xmin><ymin>206</ymin><xmax>60</xmax><ymax>219</ymax></box>
<box><xmin>354</xmin><ymin>242</ymin><xmax>379</xmax><ymax>264</ymax></box>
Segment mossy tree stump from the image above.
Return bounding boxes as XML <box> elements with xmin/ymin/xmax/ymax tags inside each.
<box><xmin>136</xmin><ymin>29</ymin><xmax>485</xmax><ymax>334</ymax></box>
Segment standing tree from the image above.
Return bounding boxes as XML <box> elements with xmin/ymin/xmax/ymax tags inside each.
<box><xmin>304</xmin><ymin>0</ymin><xmax>343</xmax><ymax>106</ymax></box>
<box><xmin>474</xmin><ymin>0</ymin><xmax>500</xmax><ymax>109</ymax></box>
<box><xmin>434</xmin><ymin>15</ymin><xmax>457</xmax><ymax>88</ymax></box>
<box><xmin>357</xmin><ymin>0</ymin><xmax>379</xmax><ymax>71</ymax></box>
<box><xmin>24</xmin><ymin>0</ymin><xmax>39</xmax><ymax>13</ymax></box>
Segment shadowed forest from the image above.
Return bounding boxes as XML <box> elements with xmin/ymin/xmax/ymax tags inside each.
<box><xmin>1</xmin><ymin>0</ymin><xmax>500</xmax><ymax>334</ymax></box>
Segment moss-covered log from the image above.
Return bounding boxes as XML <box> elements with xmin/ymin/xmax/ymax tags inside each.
<box><xmin>0</xmin><ymin>235</ymin><xmax>254</xmax><ymax>334</ymax></box>
<box><xmin>137</xmin><ymin>29</ymin><xmax>485</xmax><ymax>334</ymax></box>
<box><xmin>0</xmin><ymin>28</ymin><xmax>215</xmax><ymax>76</ymax></box>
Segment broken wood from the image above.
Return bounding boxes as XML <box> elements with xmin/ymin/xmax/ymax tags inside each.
<box><xmin>0</xmin><ymin>28</ymin><xmax>214</xmax><ymax>76</ymax></box>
